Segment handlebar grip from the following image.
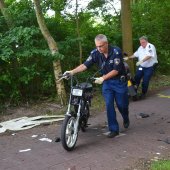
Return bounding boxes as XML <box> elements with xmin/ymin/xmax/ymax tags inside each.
<box><xmin>89</xmin><ymin>77</ymin><xmax>97</xmax><ymax>81</ymax></box>
<box><xmin>57</xmin><ymin>73</ymin><xmax>71</xmax><ymax>82</ymax></box>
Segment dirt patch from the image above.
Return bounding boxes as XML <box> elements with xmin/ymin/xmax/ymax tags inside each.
<box><xmin>0</xmin><ymin>101</ymin><xmax>64</xmax><ymax>122</ymax></box>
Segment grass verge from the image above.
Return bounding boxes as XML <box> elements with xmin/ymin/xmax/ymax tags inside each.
<box><xmin>150</xmin><ymin>74</ymin><xmax>170</xmax><ymax>90</ymax></box>
<box><xmin>150</xmin><ymin>160</ymin><xmax>170</xmax><ymax>170</ymax></box>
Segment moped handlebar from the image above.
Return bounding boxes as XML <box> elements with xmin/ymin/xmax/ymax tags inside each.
<box><xmin>57</xmin><ymin>73</ymin><xmax>72</xmax><ymax>82</ymax></box>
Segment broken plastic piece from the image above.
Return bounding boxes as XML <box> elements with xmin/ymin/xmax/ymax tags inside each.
<box><xmin>0</xmin><ymin>115</ymin><xmax>64</xmax><ymax>133</ymax></box>
<box><xmin>19</xmin><ymin>149</ymin><xmax>31</xmax><ymax>152</ymax></box>
<box><xmin>39</xmin><ymin>138</ymin><xmax>52</xmax><ymax>142</ymax></box>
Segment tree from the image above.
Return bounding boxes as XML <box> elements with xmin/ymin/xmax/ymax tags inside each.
<box><xmin>33</xmin><ymin>0</ymin><xmax>67</xmax><ymax>105</ymax></box>
<box><xmin>121</xmin><ymin>0</ymin><xmax>134</xmax><ymax>75</ymax></box>
<box><xmin>0</xmin><ymin>0</ymin><xmax>13</xmax><ymax>27</ymax></box>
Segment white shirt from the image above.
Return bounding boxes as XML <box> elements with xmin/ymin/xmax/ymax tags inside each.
<box><xmin>134</xmin><ymin>43</ymin><xmax>158</xmax><ymax>67</ymax></box>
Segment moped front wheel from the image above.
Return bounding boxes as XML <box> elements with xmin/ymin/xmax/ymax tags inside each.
<box><xmin>61</xmin><ymin>115</ymin><xmax>78</xmax><ymax>151</ymax></box>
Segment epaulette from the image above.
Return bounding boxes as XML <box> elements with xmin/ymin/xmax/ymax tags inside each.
<box><xmin>90</xmin><ymin>49</ymin><xmax>97</xmax><ymax>54</ymax></box>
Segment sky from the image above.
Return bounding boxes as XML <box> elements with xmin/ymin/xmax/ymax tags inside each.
<box><xmin>47</xmin><ymin>0</ymin><xmax>121</xmax><ymax>17</ymax></box>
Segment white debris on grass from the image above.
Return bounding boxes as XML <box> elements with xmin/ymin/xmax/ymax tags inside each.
<box><xmin>19</xmin><ymin>149</ymin><xmax>31</xmax><ymax>153</ymax></box>
<box><xmin>97</xmin><ymin>134</ymin><xmax>101</xmax><ymax>136</ymax></box>
<box><xmin>0</xmin><ymin>115</ymin><xmax>64</xmax><ymax>133</ymax></box>
<box><xmin>153</xmin><ymin>157</ymin><xmax>159</xmax><ymax>161</ymax></box>
<box><xmin>41</xmin><ymin>134</ymin><xmax>47</xmax><ymax>137</ymax></box>
<box><xmin>39</xmin><ymin>138</ymin><xmax>52</xmax><ymax>142</ymax></box>
<box><xmin>158</xmin><ymin>145</ymin><xmax>168</xmax><ymax>149</ymax></box>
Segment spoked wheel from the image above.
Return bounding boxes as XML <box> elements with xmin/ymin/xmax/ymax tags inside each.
<box><xmin>61</xmin><ymin>115</ymin><xmax>78</xmax><ymax>151</ymax></box>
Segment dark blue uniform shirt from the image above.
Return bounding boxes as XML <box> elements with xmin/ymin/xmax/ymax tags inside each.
<box><xmin>83</xmin><ymin>45</ymin><xmax>126</xmax><ymax>79</ymax></box>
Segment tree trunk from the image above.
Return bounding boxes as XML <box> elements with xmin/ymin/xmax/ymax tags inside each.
<box><xmin>33</xmin><ymin>0</ymin><xmax>67</xmax><ymax>105</ymax></box>
<box><xmin>121</xmin><ymin>0</ymin><xmax>135</xmax><ymax>75</ymax></box>
<box><xmin>75</xmin><ymin>0</ymin><xmax>83</xmax><ymax>64</ymax></box>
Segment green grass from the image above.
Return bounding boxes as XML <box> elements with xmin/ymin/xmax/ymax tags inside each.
<box><xmin>91</xmin><ymin>88</ymin><xmax>105</xmax><ymax>111</ymax></box>
<box><xmin>150</xmin><ymin>74</ymin><xmax>170</xmax><ymax>90</ymax></box>
<box><xmin>150</xmin><ymin>160</ymin><xmax>170</xmax><ymax>170</ymax></box>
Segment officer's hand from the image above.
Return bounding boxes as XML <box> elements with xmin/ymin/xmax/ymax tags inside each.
<box><xmin>123</xmin><ymin>57</ymin><xmax>129</xmax><ymax>61</ymax></box>
<box><xmin>63</xmin><ymin>70</ymin><xmax>74</xmax><ymax>76</ymax></box>
<box><xmin>94</xmin><ymin>77</ymin><xmax>104</xmax><ymax>84</ymax></box>
<box><xmin>136</xmin><ymin>60</ymin><xmax>143</xmax><ymax>66</ymax></box>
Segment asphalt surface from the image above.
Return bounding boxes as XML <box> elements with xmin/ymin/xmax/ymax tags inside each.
<box><xmin>0</xmin><ymin>88</ymin><xmax>170</xmax><ymax>170</ymax></box>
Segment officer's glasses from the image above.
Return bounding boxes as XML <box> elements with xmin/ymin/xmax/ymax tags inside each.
<box><xmin>96</xmin><ymin>43</ymin><xmax>106</xmax><ymax>49</ymax></box>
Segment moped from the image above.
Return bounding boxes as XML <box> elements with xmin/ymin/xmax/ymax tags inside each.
<box><xmin>58</xmin><ymin>73</ymin><xmax>94</xmax><ymax>151</ymax></box>
<box><xmin>123</xmin><ymin>53</ymin><xmax>138</xmax><ymax>101</ymax></box>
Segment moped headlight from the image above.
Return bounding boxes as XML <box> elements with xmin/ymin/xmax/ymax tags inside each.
<box><xmin>72</xmin><ymin>89</ymin><xmax>83</xmax><ymax>96</ymax></box>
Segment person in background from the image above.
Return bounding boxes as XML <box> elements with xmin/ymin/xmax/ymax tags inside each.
<box><xmin>64</xmin><ymin>34</ymin><xmax>129</xmax><ymax>138</ymax></box>
<box><xmin>124</xmin><ymin>36</ymin><xmax>158</xmax><ymax>98</ymax></box>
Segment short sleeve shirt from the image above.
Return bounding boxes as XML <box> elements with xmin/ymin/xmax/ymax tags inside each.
<box><xmin>83</xmin><ymin>45</ymin><xmax>126</xmax><ymax>79</ymax></box>
<box><xmin>134</xmin><ymin>43</ymin><xmax>158</xmax><ymax>67</ymax></box>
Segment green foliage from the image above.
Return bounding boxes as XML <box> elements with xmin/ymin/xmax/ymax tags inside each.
<box><xmin>131</xmin><ymin>0</ymin><xmax>170</xmax><ymax>73</ymax></box>
<box><xmin>42</xmin><ymin>0</ymin><xmax>67</xmax><ymax>13</ymax></box>
<box><xmin>6</xmin><ymin>0</ymin><xmax>36</xmax><ymax>26</ymax></box>
<box><xmin>87</xmin><ymin>0</ymin><xmax>105</xmax><ymax>10</ymax></box>
<box><xmin>150</xmin><ymin>160</ymin><xmax>170</xmax><ymax>170</ymax></box>
<box><xmin>52</xmin><ymin>51</ymin><xmax>65</xmax><ymax>61</ymax></box>
<box><xmin>0</xmin><ymin>25</ymin><xmax>55</xmax><ymax>104</ymax></box>
<box><xmin>1</xmin><ymin>0</ymin><xmax>170</xmax><ymax>106</ymax></box>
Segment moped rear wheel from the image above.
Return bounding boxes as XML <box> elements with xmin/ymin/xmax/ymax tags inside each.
<box><xmin>61</xmin><ymin>115</ymin><xmax>78</xmax><ymax>151</ymax></box>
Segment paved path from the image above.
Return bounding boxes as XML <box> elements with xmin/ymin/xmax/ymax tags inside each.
<box><xmin>0</xmin><ymin>89</ymin><xmax>170</xmax><ymax>170</ymax></box>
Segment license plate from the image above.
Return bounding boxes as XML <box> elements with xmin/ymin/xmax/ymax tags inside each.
<box><xmin>72</xmin><ymin>89</ymin><xmax>83</xmax><ymax>96</ymax></box>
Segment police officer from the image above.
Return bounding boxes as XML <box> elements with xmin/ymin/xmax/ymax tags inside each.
<box><xmin>124</xmin><ymin>36</ymin><xmax>158</xmax><ymax>98</ymax></box>
<box><xmin>64</xmin><ymin>34</ymin><xmax>129</xmax><ymax>138</ymax></box>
